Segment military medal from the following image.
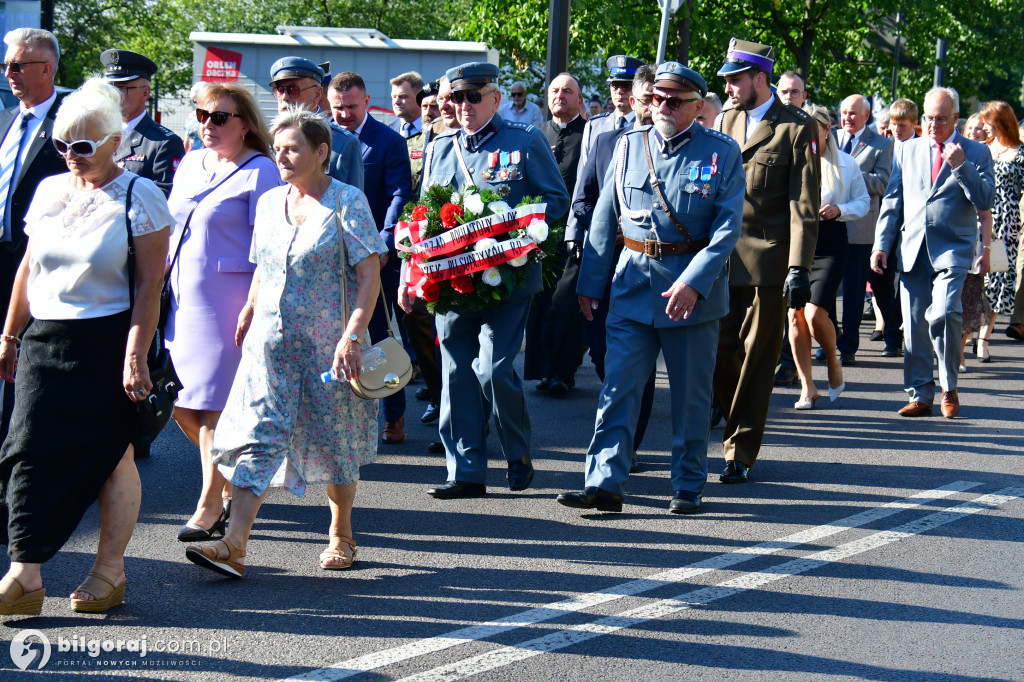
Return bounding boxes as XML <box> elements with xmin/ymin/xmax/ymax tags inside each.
<box><xmin>701</xmin><ymin>166</ymin><xmax>712</xmax><ymax>183</ymax></box>
<box><xmin>710</xmin><ymin>153</ymin><xmax>719</xmax><ymax>176</ymax></box>
<box><xmin>686</xmin><ymin>166</ymin><xmax>699</xmax><ymax>193</ymax></box>
<box><xmin>482</xmin><ymin>152</ymin><xmax>499</xmax><ymax>182</ymax></box>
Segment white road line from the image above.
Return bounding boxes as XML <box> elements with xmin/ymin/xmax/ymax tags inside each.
<box><xmin>397</xmin><ymin>488</ymin><xmax>1024</xmax><ymax>682</ymax></box>
<box><xmin>283</xmin><ymin>481</ymin><xmax>979</xmax><ymax>682</ymax></box>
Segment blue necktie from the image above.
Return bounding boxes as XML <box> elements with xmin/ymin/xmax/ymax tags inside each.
<box><xmin>0</xmin><ymin>111</ymin><xmax>34</xmax><ymax>240</ymax></box>
<box><xmin>403</xmin><ymin>122</ymin><xmax>414</xmax><ymax>138</ymax></box>
<box><xmin>842</xmin><ymin>135</ymin><xmax>853</xmax><ymax>154</ymax></box>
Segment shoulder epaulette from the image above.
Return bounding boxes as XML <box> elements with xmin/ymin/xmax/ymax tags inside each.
<box><xmin>155</xmin><ymin>124</ymin><xmax>178</xmax><ymax>138</ymax></box>
<box><xmin>435</xmin><ymin>127</ymin><xmax>459</xmax><ymax>139</ymax></box>
<box><xmin>621</xmin><ymin>124</ymin><xmax>652</xmax><ymax>137</ymax></box>
<box><xmin>702</xmin><ymin>127</ymin><xmax>735</xmax><ymax>145</ymax></box>
<box><xmin>785</xmin><ymin>104</ymin><xmax>810</xmax><ymax>120</ymax></box>
<box><xmin>505</xmin><ymin>120</ymin><xmax>533</xmax><ymax>131</ymax></box>
<box><xmin>588</xmin><ymin>112</ymin><xmax>611</xmax><ymax>122</ymax></box>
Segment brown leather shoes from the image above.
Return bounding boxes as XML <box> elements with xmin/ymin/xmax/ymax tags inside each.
<box><xmin>940</xmin><ymin>390</ymin><xmax>960</xmax><ymax>419</ymax></box>
<box><xmin>898</xmin><ymin>401</ymin><xmax>933</xmax><ymax>417</ymax></box>
<box><xmin>382</xmin><ymin>416</ymin><xmax>405</xmax><ymax>444</ymax></box>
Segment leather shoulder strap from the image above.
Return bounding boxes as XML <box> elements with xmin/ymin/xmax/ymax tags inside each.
<box><xmin>641</xmin><ymin>129</ymin><xmax>694</xmax><ymax>242</ymax></box>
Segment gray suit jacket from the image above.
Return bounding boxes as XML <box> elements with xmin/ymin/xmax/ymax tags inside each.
<box><xmin>874</xmin><ymin>132</ymin><xmax>995</xmax><ymax>271</ymax></box>
<box><xmin>844</xmin><ymin>126</ymin><xmax>893</xmax><ymax>244</ymax></box>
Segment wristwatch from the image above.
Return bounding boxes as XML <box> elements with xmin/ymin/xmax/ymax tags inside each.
<box><xmin>348</xmin><ymin>333</ymin><xmax>363</xmax><ymax>345</ymax></box>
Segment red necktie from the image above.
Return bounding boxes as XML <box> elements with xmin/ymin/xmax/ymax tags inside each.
<box><xmin>931</xmin><ymin>142</ymin><xmax>945</xmax><ymax>185</ymax></box>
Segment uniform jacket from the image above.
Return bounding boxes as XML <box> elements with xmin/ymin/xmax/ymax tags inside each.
<box><xmin>717</xmin><ymin>97</ymin><xmax>820</xmax><ymax>286</ymax></box>
<box><xmin>115</xmin><ymin>113</ymin><xmax>185</xmax><ymax>197</ymax></box>
<box><xmin>423</xmin><ymin>114</ymin><xmax>570</xmax><ymax>297</ymax></box>
<box><xmin>843</xmin><ymin>126</ymin><xmax>893</xmax><ymax>244</ymax></box>
<box><xmin>567</xmin><ymin>125</ymin><xmax>630</xmax><ymax>241</ymax></box>
<box><xmin>540</xmin><ymin>115</ymin><xmax>587</xmax><ymax>197</ymax></box>
<box><xmin>873</xmin><ymin>131</ymin><xmax>995</xmax><ymax>272</ymax></box>
<box><xmin>328</xmin><ymin>120</ymin><xmax>365</xmax><ymax>191</ymax></box>
<box><xmin>577</xmin><ymin>110</ymin><xmax>634</xmax><ymax>172</ymax></box>
<box><xmin>578</xmin><ymin>124</ymin><xmax>744</xmax><ymax>328</ymax></box>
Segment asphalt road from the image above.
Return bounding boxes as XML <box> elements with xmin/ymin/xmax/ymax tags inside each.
<box><xmin>2</xmin><ymin>312</ymin><xmax>1023</xmax><ymax>681</ymax></box>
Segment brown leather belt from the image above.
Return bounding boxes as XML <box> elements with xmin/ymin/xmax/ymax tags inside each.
<box><xmin>623</xmin><ymin>236</ymin><xmax>709</xmax><ymax>258</ymax></box>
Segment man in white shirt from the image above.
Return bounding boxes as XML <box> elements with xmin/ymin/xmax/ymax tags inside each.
<box><xmin>499</xmin><ymin>81</ymin><xmax>543</xmax><ymax>127</ymax></box>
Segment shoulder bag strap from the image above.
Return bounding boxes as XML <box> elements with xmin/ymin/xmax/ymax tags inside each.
<box><xmin>334</xmin><ymin>192</ymin><xmax>396</xmax><ymax>341</ymax></box>
<box><xmin>124</xmin><ymin>176</ymin><xmax>140</xmax><ymax>308</ymax></box>
<box><xmin>642</xmin><ymin>129</ymin><xmax>695</xmax><ymax>242</ymax></box>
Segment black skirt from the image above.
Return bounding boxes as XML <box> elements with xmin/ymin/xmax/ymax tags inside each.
<box><xmin>809</xmin><ymin>218</ymin><xmax>848</xmax><ymax>307</ymax></box>
<box><xmin>0</xmin><ymin>311</ymin><xmax>135</xmax><ymax>563</ymax></box>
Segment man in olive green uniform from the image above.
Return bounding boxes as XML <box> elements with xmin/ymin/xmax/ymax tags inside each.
<box><xmin>712</xmin><ymin>39</ymin><xmax>820</xmax><ymax>483</ymax></box>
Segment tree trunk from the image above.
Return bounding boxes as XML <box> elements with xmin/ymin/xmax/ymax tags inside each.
<box><xmin>675</xmin><ymin>0</ymin><xmax>694</xmax><ymax>65</ymax></box>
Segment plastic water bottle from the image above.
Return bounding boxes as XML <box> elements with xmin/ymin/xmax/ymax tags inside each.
<box><xmin>320</xmin><ymin>346</ymin><xmax>386</xmax><ymax>382</ymax></box>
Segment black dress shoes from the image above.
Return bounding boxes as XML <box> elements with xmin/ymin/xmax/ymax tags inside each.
<box><xmin>556</xmin><ymin>487</ymin><xmax>623</xmax><ymax>512</ymax></box>
<box><xmin>547</xmin><ymin>378</ymin><xmax>570</xmax><ymax>397</ymax></box>
<box><xmin>507</xmin><ymin>453</ymin><xmax>534</xmax><ymax>491</ymax></box>
<box><xmin>881</xmin><ymin>345</ymin><xmax>902</xmax><ymax>357</ymax></box>
<box><xmin>415</xmin><ymin>387</ymin><xmax>432</xmax><ymax>401</ymax></box>
<box><xmin>535</xmin><ymin>377</ymin><xmax>551</xmax><ymax>392</ymax></box>
<box><xmin>840</xmin><ymin>351</ymin><xmax>857</xmax><ymax>366</ymax></box>
<box><xmin>668</xmin><ymin>491</ymin><xmax>702</xmax><ymax>514</ymax></box>
<box><xmin>774</xmin><ymin>366</ymin><xmax>798</xmax><ymax>386</ymax></box>
<box><xmin>427</xmin><ymin>440</ymin><xmax>445</xmax><ymax>454</ymax></box>
<box><xmin>176</xmin><ymin>506</ymin><xmax>228</xmax><ymax>542</ymax></box>
<box><xmin>719</xmin><ymin>460</ymin><xmax>749</xmax><ymax>484</ymax></box>
<box><xmin>420</xmin><ymin>403</ymin><xmax>440</xmax><ymax>423</ymax></box>
<box><xmin>427</xmin><ymin>481</ymin><xmax>486</xmax><ymax>499</ymax></box>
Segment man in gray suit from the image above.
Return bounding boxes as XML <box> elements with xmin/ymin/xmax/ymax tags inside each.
<box><xmin>872</xmin><ymin>87</ymin><xmax>995</xmax><ymax>419</ymax></box>
<box><xmin>836</xmin><ymin>94</ymin><xmax>893</xmax><ymax>365</ymax></box>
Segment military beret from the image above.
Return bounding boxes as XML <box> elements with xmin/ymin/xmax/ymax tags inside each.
<box><xmin>446</xmin><ymin>62</ymin><xmax>499</xmax><ymax>92</ymax></box>
<box><xmin>717</xmin><ymin>38</ymin><xmax>775</xmax><ymax>77</ymax></box>
<box><xmin>101</xmin><ymin>49</ymin><xmax>157</xmax><ymax>83</ymax></box>
<box><xmin>269</xmin><ymin>56</ymin><xmax>325</xmax><ymax>85</ymax></box>
<box><xmin>416</xmin><ymin>80</ymin><xmax>441</xmax><ymax>106</ymax></box>
<box><xmin>606</xmin><ymin>55</ymin><xmax>645</xmax><ymax>84</ymax></box>
<box><xmin>654</xmin><ymin>61</ymin><xmax>708</xmax><ymax>97</ymax></box>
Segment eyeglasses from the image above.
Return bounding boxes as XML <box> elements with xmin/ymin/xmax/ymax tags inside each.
<box><xmin>651</xmin><ymin>93</ymin><xmax>701</xmax><ymax>111</ymax></box>
<box><xmin>778</xmin><ymin>89</ymin><xmax>804</xmax><ymax>96</ymax></box>
<box><xmin>114</xmin><ymin>84</ymin><xmax>146</xmax><ymax>92</ymax></box>
<box><xmin>450</xmin><ymin>89</ymin><xmax>492</xmax><ymax>105</ymax></box>
<box><xmin>510</xmin><ymin>92</ymin><xmax>526</xmax><ymax>98</ymax></box>
<box><xmin>271</xmin><ymin>83</ymin><xmax>320</xmax><ymax>98</ymax></box>
<box><xmin>196</xmin><ymin>108</ymin><xmax>242</xmax><ymax>126</ymax></box>
<box><xmin>3</xmin><ymin>60</ymin><xmax>46</xmax><ymax>73</ymax></box>
<box><xmin>923</xmin><ymin>115</ymin><xmax>951</xmax><ymax>125</ymax></box>
<box><xmin>52</xmin><ymin>134</ymin><xmax>113</xmax><ymax>157</ymax></box>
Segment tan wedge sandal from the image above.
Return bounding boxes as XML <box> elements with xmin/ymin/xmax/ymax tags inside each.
<box><xmin>0</xmin><ymin>575</ymin><xmax>45</xmax><ymax>617</ymax></box>
<box><xmin>319</xmin><ymin>536</ymin><xmax>357</xmax><ymax>570</ymax></box>
<box><xmin>70</xmin><ymin>572</ymin><xmax>125</xmax><ymax>613</ymax></box>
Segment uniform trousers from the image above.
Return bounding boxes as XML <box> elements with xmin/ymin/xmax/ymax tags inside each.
<box><xmin>584</xmin><ymin>314</ymin><xmax>716</xmax><ymax>496</ymax></box>
<box><xmin>714</xmin><ymin>285</ymin><xmax>786</xmax><ymax>468</ymax></box>
<box><xmin>436</xmin><ymin>297</ymin><xmax>532</xmax><ymax>484</ymax></box>
<box><xmin>900</xmin><ymin>247</ymin><xmax>966</xmax><ymax>404</ymax></box>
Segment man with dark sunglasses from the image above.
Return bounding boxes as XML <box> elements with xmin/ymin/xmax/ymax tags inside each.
<box><xmin>498</xmin><ymin>81</ymin><xmax>542</xmax><ymax>128</ymax></box>
<box><xmin>712</xmin><ymin>38</ymin><xmax>821</xmax><ymax>484</ymax></box>
<box><xmin>100</xmin><ymin>49</ymin><xmax>184</xmax><ymax>198</ymax></box>
<box><xmin>576</xmin><ymin>55</ymin><xmax>643</xmax><ymax>173</ymax></box>
<box><xmin>269</xmin><ymin>56</ymin><xmax>363</xmax><ymax>191</ymax></box>
<box><xmin>556</xmin><ymin>62</ymin><xmax>744</xmax><ymax>515</ymax></box>
<box><xmin>409</xmin><ymin>61</ymin><xmax>569</xmax><ymax>500</ymax></box>
<box><xmin>0</xmin><ymin>28</ymin><xmax>68</xmax><ymax>442</ymax></box>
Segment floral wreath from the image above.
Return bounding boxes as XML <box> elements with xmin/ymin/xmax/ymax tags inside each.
<box><xmin>396</xmin><ymin>183</ymin><xmax>564</xmax><ymax>315</ymax></box>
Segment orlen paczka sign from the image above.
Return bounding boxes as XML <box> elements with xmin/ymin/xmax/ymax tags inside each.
<box><xmin>202</xmin><ymin>47</ymin><xmax>242</xmax><ymax>82</ymax></box>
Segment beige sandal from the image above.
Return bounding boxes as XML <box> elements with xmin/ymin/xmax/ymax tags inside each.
<box><xmin>70</xmin><ymin>572</ymin><xmax>125</xmax><ymax>613</ymax></box>
<box><xmin>319</xmin><ymin>536</ymin><xmax>357</xmax><ymax>570</ymax></box>
<box><xmin>186</xmin><ymin>538</ymin><xmax>246</xmax><ymax>578</ymax></box>
<box><xmin>0</xmin><ymin>575</ymin><xmax>45</xmax><ymax>617</ymax></box>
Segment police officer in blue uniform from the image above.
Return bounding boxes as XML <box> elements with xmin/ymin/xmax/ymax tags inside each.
<box><xmin>101</xmin><ymin>49</ymin><xmax>184</xmax><ymax>197</ymax></box>
<box><xmin>406</xmin><ymin>62</ymin><xmax>569</xmax><ymax>499</ymax></box>
<box><xmin>576</xmin><ymin>55</ymin><xmax>644</xmax><ymax>171</ymax></box>
<box><xmin>556</xmin><ymin>62</ymin><xmax>744</xmax><ymax>514</ymax></box>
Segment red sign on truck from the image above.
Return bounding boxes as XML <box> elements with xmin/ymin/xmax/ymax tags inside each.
<box><xmin>202</xmin><ymin>47</ymin><xmax>242</xmax><ymax>82</ymax></box>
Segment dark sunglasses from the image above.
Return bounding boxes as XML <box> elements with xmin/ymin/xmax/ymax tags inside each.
<box><xmin>271</xmin><ymin>83</ymin><xmax>319</xmax><ymax>98</ymax></box>
<box><xmin>450</xmin><ymin>89</ymin><xmax>491</xmax><ymax>105</ymax></box>
<box><xmin>53</xmin><ymin>134</ymin><xmax>113</xmax><ymax>157</ymax></box>
<box><xmin>651</xmin><ymin>93</ymin><xmax>700</xmax><ymax>111</ymax></box>
<box><xmin>196</xmin><ymin>108</ymin><xmax>242</xmax><ymax>126</ymax></box>
<box><xmin>3</xmin><ymin>60</ymin><xmax>46</xmax><ymax>73</ymax></box>
<box><xmin>511</xmin><ymin>92</ymin><xmax>526</xmax><ymax>98</ymax></box>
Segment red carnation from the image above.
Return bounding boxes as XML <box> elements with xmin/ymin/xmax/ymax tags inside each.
<box><xmin>439</xmin><ymin>203</ymin><xmax>464</xmax><ymax>228</ymax></box>
<box><xmin>411</xmin><ymin>205</ymin><xmax>429</xmax><ymax>221</ymax></box>
<box><xmin>451</xmin><ymin>275</ymin><xmax>475</xmax><ymax>295</ymax></box>
<box><xmin>421</xmin><ymin>280</ymin><xmax>440</xmax><ymax>302</ymax></box>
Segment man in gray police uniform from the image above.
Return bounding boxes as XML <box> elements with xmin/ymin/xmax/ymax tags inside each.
<box><xmin>576</xmin><ymin>55</ymin><xmax>643</xmax><ymax>171</ymax></box>
<box><xmin>268</xmin><ymin>56</ymin><xmax>364</xmax><ymax>190</ymax></box>
<box><xmin>407</xmin><ymin>61</ymin><xmax>569</xmax><ymax>499</ymax></box>
<box><xmin>556</xmin><ymin>62</ymin><xmax>743</xmax><ymax>514</ymax></box>
<box><xmin>101</xmin><ymin>49</ymin><xmax>184</xmax><ymax>197</ymax></box>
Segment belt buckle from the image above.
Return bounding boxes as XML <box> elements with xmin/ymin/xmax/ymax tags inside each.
<box><xmin>644</xmin><ymin>238</ymin><xmax>661</xmax><ymax>259</ymax></box>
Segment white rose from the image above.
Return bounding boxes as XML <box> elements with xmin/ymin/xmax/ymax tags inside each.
<box><xmin>475</xmin><ymin>238</ymin><xmax>499</xmax><ymax>252</ymax></box>
<box><xmin>526</xmin><ymin>218</ymin><xmax>549</xmax><ymax>243</ymax></box>
<box><xmin>488</xmin><ymin>201</ymin><xmax>512</xmax><ymax>214</ymax></box>
<box><xmin>481</xmin><ymin>267</ymin><xmax>503</xmax><ymax>286</ymax></box>
<box><xmin>450</xmin><ymin>191</ymin><xmax>461</xmax><ymax>205</ymax></box>
<box><xmin>464</xmin><ymin>192</ymin><xmax>485</xmax><ymax>215</ymax></box>
<box><xmin>509</xmin><ymin>254</ymin><xmax>529</xmax><ymax>267</ymax></box>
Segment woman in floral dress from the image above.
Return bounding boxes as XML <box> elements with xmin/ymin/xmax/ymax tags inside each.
<box><xmin>978</xmin><ymin>101</ymin><xmax>1024</xmax><ymax>351</ymax></box>
<box><xmin>185</xmin><ymin>110</ymin><xmax>386</xmax><ymax>578</ymax></box>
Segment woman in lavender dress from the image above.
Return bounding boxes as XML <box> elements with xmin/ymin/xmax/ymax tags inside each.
<box><xmin>165</xmin><ymin>83</ymin><xmax>281</xmax><ymax>542</ymax></box>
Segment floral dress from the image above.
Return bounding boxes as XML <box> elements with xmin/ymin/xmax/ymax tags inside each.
<box><xmin>212</xmin><ymin>180</ymin><xmax>388</xmax><ymax>497</ymax></box>
<box><xmin>984</xmin><ymin>146</ymin><xmax>1024</xmax><ymax>314</ymax></box>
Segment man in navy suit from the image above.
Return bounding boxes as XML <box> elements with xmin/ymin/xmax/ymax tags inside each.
<box><xmin>0</xmin><ymin>28</ymin><xmax>68</xmax><ymax>439</ymax></box>
<box><xmin>328</xmin><ymin>71</ymin><xmax>413</xmax><ymax>443</ymax></box>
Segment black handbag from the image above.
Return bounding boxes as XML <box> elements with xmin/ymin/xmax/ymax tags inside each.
<box><xmin>124</xmin><ymin>176</ymin><xmax>182</xmax><ymax>458</ymax></box>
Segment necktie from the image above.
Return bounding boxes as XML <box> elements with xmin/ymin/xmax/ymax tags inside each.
<box><xmin>842</xmin><ymin>136</ymin><xmax>854</xmax><ymax>154</ymax></box>
<box><xmin>0</xmin><ymin>111</ymin><xmax>34</xmax><ymax>240</ymax></box>
<box><xmin>932</xmin><ymin>142</ymin><xmax>945</xmax><ymax>185</ymax></box>
<box><xmin>403</xmin><ymin>122</ymin><xmax>414</xmax><ymax>138</ymax></box>
<box><xmin>617</xmin><ymin>117</ymin><xmax>627</xmax><ymax>130</ymax></box>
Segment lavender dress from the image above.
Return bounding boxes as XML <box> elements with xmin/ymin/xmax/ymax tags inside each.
<box><xmin>165</xmin><ymin>150</ymin><xmax>282</xmax><ymax>411</ymax></box>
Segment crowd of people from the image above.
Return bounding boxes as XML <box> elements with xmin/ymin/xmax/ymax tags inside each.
<box><xmin>0</xmin><ymin>25</ymin><xmax>1020</xmax><ymax>617</ymax></box>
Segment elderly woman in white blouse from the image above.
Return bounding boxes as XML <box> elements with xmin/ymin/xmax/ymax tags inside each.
<box><xmin>789</xmin><ymin>104</ymin><xmax>870</xmax><ymax>410</ymax></box>
<box><xmin>0</xmin><ymin>79</ymin><xmax>171</xmax><ymax>616</ymax></box>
